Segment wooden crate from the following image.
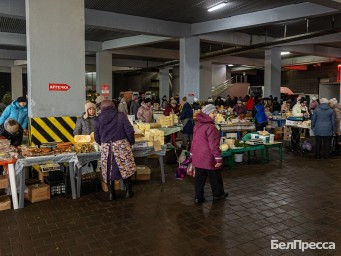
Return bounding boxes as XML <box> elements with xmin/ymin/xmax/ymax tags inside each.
<box><xmin>0</xmin><ymin>175</ymin><xmax>9</xmax><ymax>189</ymax></box>
<box><xmin>25</xmin><ymin>183</ymin><xmax>51</xmax><ymax>203</ymax></box>
<box><xmin>0</xmin><ymin>195</ymin><xmax>11</xmax><ymax>211</ymax></box>
<box><xmin>136</xmin><ymin>165</ymin><xmax>151</xmax><ymax>181</ymax></box>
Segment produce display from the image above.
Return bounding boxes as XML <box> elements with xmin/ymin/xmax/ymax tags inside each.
<box><xmin>156</xmin><ymin>114</ymin><xmax>178</xmax><ymax>127</ymax></box>
<box><xmin>73</xmin><ymin>135</ymin><xmax>95</xmax><ymax>153</ymax></box>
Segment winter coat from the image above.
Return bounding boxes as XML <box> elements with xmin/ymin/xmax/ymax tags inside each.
<box><xmin>292</xmin><ymin>103</ymin><xmax>304</xmax><ymax>117</ymax></box>
<box><xmin>0</xmin><ymin>100</ymin><xmax>28</xmax><ymax>129</ymax></box>
<box><xmin>272</xmin><ymin>101</ymin><xmax>281</xmax><ymax>112</ymax></box>
<box><xmin>190</xmin><ymin>112</ymin><xmax>222</xmax><ymax>170</ymax></box>
<box><xmin>163</xmin><ymin>104</ymin><xmax>180</xmax><ymax>116</ymax></box>
<box><xmin>192</xmin><ymin>102</ymin><xmax>201</xmax><ymax>110</ymax></box>
<box><xmin>311</xmin><ymin>103</ymin><xmax>335</xmax><ymax>136</ymax></box>
<box><xmin>180</xmin><ymin>102</ymin><xmax>194</xmax><ymax>134</ymax></box>
<box><xmin>118</xmin><ymin>99</ymin><xmax>128</xmax><ymax>115</ymax></box>
<box><xmin>137</xmin><ymin>102</ymin><xmax>153</xmax><ymax>122</ymax></box>
<box><xmin>331</xmin><ymin>103</ymin><xmax>341</xmax><ymax>135</ymax></box>
<box><xmin>233</xmin><ymin>104</ymin><xmax>247</xmax><ymax>115</ymax></box>
<box><xmin>252</xmin><ymin>104</ymin><xmax>268</xmax><ymax>125</ymax></box>
<box><xmin>246</xmin><ymin>98</ymin><xmax>254</xmax><ymax>111</ymax></box>
<box><xmin>129</xmin><ymin>100</ymin><xmax>139</xmax><ymax>119</ymax></box>
<box><xmin>0</xmin><ymin>123</ymin><xmax>24</xmax><ymax>146</ymax></box>
<box><xmin>73</xmin><ymin>113</ymin><xmax>95</xmax><ymax>135</ymax></box>
<box><xmin>94</xmin><ymin>107</ymin><xmax>135</xmax><ymax>145</ymax></box>
<box><xmin>161</xmin><ymin>99</ymin><xmax>168</xmax><ymax>109</ymax></box>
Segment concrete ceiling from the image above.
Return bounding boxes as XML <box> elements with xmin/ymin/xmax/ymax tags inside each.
<box><xmin>0</xmin><ymin>0</ymin><xmax>341</xmax><ymax>72</ymax></box>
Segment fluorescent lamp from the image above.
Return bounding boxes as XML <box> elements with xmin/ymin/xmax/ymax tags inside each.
<box><xmin>281</xmin><ymin>51</ymin><xmax>290</xmax><ymax>55</ymax></box>
<box><xmin>228</xmin><ymin>64</ymin><xmax>234</xmax><ymax>67</ymax></box>
<box><xmin>208</xmin><ymin>2</ymin><xmax>227</xmax><ymax>12</ymax></box>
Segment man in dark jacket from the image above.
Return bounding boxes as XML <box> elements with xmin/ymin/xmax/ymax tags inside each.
<box><xmin>0</xmin><ymin>119</ymin><xmax>23</xmax><ymax>146</ymax></box>
<box><xmin>311</xmin><ymin>98</ymin><xmax>335</xmax><ymax>159</ymax></box>
<box><xmin>180</xmin><ymin>102</ymin><xmax>194</xmax><ymax>149</ymax></box>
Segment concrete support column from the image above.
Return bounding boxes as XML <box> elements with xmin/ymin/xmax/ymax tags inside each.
<box><xmin>11</xmin><ymin>66</ymin><xmax>23</xmax><ymax>100</ymax></box>
<box><xmin>200</xmin><ymin>61</ymin><xmax>212</xmax><ymax>101</ymax></box>
<box><xmin>159</xmin><ymin>68</ymin><xmax>169</xmax><ymax>99</ymax></box>
<box><xmin>179</xmin><ymin>37</ymin><xmax>200</xmax><ymax>104</ymax></box>
<box><xmin>26</xmin><ymin>0</ymin><xmax>85</xmax><ymax>117</ymax></box>
<box><xmin>212</xmin><ymin>64</ymin><xmax>227</xmax><ymax>87</ymax></box>
<box><xmin>96</xmin><ymin>51</ymin><xmax>112</xmax><ymax>98</ymax></box>
<box><xmin>264</xmin><ymin>47</ymin><xmax>281</xmax><ymax>99</ymax></box>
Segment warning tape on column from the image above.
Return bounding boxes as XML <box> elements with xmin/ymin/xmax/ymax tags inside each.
<box><xmin>29</xmin><ymin>116</ymin><xmax>77</xmax><ymax>145</ymax></box>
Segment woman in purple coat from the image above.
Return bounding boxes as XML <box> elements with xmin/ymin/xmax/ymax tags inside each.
<box><xmin>190</xmin><ymin>104</ymin><xmax>228</xmax><ymax>203</ymax></box>
<box><xmin>94</xmin><ymin>100</ymin><xmax>136</xmax><ymax>200</ymax></box>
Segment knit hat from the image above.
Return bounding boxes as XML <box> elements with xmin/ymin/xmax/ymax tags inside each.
<box><xmin>17</xmin><ymin>96</ymin><xmax>27</xmax><ymax>103</ymax></box>
<box><xmin>329</xmin><ymin>98</ymin><xmax>338</xmax><ymax>105</ymax></box>
<box><xmin>207</xmin><ymin>98</ymin><xmax>214</xmax><ymax>103</ymax></box>
<box><xmin>312</xmin><ymin>96</ymin><xmax>316</xmax><ymax>101</ymax></box>
<box><xmin>84</xmin><ymin>102</ymin><xmax>96</xmax><ymax>119</ymax></box>
<box><xmin>202</xmin><ymin>104</ymin><xmax>216</xmax><ymax>115</ymax></box>
<box><xmin>193</xmin><ymin>98</ymin><xmax>199</xmax><ymax>102</ymax></box>
<box><xmin>4</xmin><ymin>119</ymin><xmax>19</xmax><ymax>134</ymax></box>
<box><xmin>320</xmin><ymin>98</ymin><xmax>329</xmax><ymax>104</ymax></box>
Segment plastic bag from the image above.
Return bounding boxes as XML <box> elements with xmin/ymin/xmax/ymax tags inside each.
<box><xmin>177</xmin><ymin>149</ymin><xmax>187</xmax><ymax>164</ymax></box>
<box><xmin>82</xmin><ymin>162</ymin><xmax>94</xmax><ymax>175</ymax></box>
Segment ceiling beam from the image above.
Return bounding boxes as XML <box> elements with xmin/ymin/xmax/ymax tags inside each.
<box><xmin>192</xmin><ymin>2</ymin><xmax>337</xmax><ymax>35</ymax></box>
<box><xmin>211</xmin><ymin>56</ymin><xmax>264</xmax><ymax>67</ymax></box>
<box><xmin>0</xmin><ymin>0</ymin><xmax>25</xmax><ymax>19</ymax></box>
<box><xmin>0</xmin><ymin>49</ymin><xmax>26</xmax><ymax>60</ymax></box>
<box><xmin>282</xmin><ymin>45</ymin><xmax>341</xmax><ymax>58</ymax></box>
<box><xmin>85</xmin><ymin>9</ymin><xmax>191</xmax><ymax>38</ymax></box>
<box><xmin>278</xmin><ymin>32</ymin><xmax>341</xmax><ymax>46</ymax></box>
<box><xmin>310</xmin><ymin>0</ymin><xmax>341</xmax><ymax>10</ymax></box>
<box><xmin>110</xmin><ymin>46</ymin><xmax>179</xmax><ymax>60</ymax></box>
<box><xmin>199</xmin><ymin>31</ymin><xmax>274</xmax><ymax>46</ymax></box>
<box><xmin>0</xmin><ymin>32</ymin><xmax>26</xmax><ymax>47</ymax></box>
<box><xmin>282</xmin><ymin>55</ymin><xmax>336</xmax><ymax>66</ymax></box>
<box><xmin>102</xmin><ymin>35</ymin><xmax>170</xmax><ymax>50</ymax></box>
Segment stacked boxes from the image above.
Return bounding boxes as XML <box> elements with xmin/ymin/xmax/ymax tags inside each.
<box><xmin>144</xmin><ymin>129</ymin><xmax>165</xmax><ymax>146</ymax></box>
<box><xmin>283</xmin><ymin>127</ymin><xmax>291</xmax><ymax>141</ymax></box>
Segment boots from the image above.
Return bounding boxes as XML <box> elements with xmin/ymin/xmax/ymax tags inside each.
<box><xmin>108</xmin><ymin>181</ymin><xmax>116</xmax><ymax>201</ymax></box>
<box><xmin>124</xmin><ymin>177</ymin><xmax>134</xmax><ymax>198</ymax></box>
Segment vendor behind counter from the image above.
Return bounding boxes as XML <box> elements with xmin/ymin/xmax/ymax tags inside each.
<box><xmin>0</xmin><ymin>118</ymin><xmax>23</xmax><ymax>146</ymax></box>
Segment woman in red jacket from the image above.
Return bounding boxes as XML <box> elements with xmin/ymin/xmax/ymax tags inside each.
<box><xmin>190</xmin><ymin>104</ymin><xmax>228</xmax><ymax>203</ymax></box>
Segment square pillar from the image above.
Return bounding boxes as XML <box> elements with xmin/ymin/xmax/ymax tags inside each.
<box><xmin>264</xmin><ymin>47</ymin><xmax>281</xmax><ymax>99</ymax></box>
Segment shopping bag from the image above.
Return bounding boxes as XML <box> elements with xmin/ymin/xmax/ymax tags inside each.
<box><xmin>82</xmin><ymin>162</ymin><xmax>93</xmax><ymax>175</ymax></box>
<box><xmin>175</xmin><ymin>165</ymin><xmax>187</xmax><ymax>180</ymax></box>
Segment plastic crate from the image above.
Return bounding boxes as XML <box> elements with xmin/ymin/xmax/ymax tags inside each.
<box><xmin>81</xmin><ymin>172</ymin><xmax>99</xmax><ymax>194</ymax></box>
<box><xmin>50</xmin><ymin>183</ymin><xmax>66</xmax><ymax>196</ymax></box>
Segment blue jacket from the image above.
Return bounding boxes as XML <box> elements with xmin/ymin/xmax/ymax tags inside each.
<box><xmin>0</xmin><ymin>100</ymin><xmax>28</xmax><ymax>129</ymax></box>
<box><xmin>311</xmin><ymin>103</ymin><xmax>334</xmax><ymax>136</ymax></box>
<box><xmin>180</xmin><ymin>102</ymin><xmax>194</xmax><ymax>134</ymax></box>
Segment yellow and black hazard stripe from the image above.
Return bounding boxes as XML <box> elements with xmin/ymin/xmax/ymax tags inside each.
<box><xmin>29</xmin><ymin>116</ymin><xmax>77</xmax><ymax>145</ymax></box>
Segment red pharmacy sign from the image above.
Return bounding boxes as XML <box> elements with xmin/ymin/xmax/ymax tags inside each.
<box><xmin>48</xmin><ymin>83</ymin><xmax>71</xmax><ymax>91</ymax></box>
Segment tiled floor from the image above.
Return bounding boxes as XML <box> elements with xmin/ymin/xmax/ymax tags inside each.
<box><xmin>0</xmin><ymin>147</ymin><xmax>340</xmax><ymax>256</ymax></box>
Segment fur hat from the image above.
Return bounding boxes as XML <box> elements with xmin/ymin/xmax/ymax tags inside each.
<box><xmin>202</xmin><ymin>104</ymin><xmax>216</xmax><ymax>115</ymax></box>
<box><xmin>4</xmin><ymin>119</ymin><xmax>19</xmax><ymax>134</ymax></box>
<box><xmin>329</xmin><ymin>98</ymin><xmax>338</xmax><ymax>105</ymax></box>
<box><xmin>84</xmin><ymin>102</ymin><xmax>96</xmax><ymax>119</ymax></box>
<box><xmin>312</xmin><ymin>96</ymin><xmax>316</xmax><ymax>101</ymax></box>
<box><xmin>95</xmin><ymin>95</ymin><xmax>105</xmax><ymax>104</ymax></box>
<box><xmin>320</xmin><ymin>98</ymin><xmax>329</xmax><ymax>104</ymax></box>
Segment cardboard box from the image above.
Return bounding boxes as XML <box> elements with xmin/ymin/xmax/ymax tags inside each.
<box><xmin>136</xmin><ymin>165</ymin><xmax>151</xmax><ymax>181</ymax></box>
<box><xmin>0</xmin><ymin>175</ymin><xmax>9</xmax><ymax>189</ymax></box>
<box><xmin>0</xmin><ymin>195</ymin><xmax>11</xmax><ymax>211</ymax></box>
<box><xmin>25</xmin><ymin>183</ymin><xmax>50</xmax><ymax>203</ymax></box>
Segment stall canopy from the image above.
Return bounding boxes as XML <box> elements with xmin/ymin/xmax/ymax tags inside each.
<box><xmin>280</xmin><ymin>87</ymin><xmax>294</xmax><ymax>95</ymax></box>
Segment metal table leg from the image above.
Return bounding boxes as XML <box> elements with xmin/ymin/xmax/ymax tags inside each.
<box><xmin>19</xmin><ymin>167</ymin><xmax>27</xmax><ymax>208</ymax></box>
<box><xmin>69</xmin><ymin>163</ymin><xmax>77</xmax><ymax>199</ymax></box>
<box><xmin>8</xmin><ymin>163</ymin><xmax>18</xmax><ymax>210</ymax></box>
<box><xmin>158</xmin><ymin>155</ymin><xmax>165</xmax><ymax>183</ymax></box>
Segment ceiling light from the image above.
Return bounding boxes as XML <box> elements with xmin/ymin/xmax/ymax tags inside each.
<box><xmin>208</xmin><ymin>2</ymin><xmax>227</xmax><ymax>12</ymax></box>
<box><xmin>281</xmin><ymin>51</ymin><xmax>291</xmax><ymax>55</ymax></box>
<box><xmin>228</xmin><ymin>64</ymin><xmax>234</xmax><ymax>67</ymax></box>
